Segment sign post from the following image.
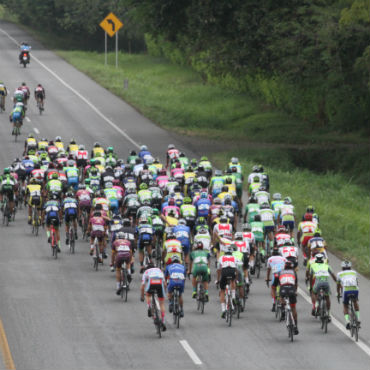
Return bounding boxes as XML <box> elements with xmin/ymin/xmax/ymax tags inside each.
<box><xmin>99</xmin><ymin>12</ymin><xmax>123</xmax><ymax>67</ymax></box>
<box><xmin>104</xmin><ymin>31</ymin><xmax>107</xmax><ymax>66</ymax></box>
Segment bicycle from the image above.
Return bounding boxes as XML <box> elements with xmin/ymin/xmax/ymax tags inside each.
<box><xmin>2</xmin><ymin>195</ymin><xmax>10</xmax><ymax>226</ymax></box>
<box><xmin>172</xmin><ymin>286</ymin><xmax>181</xmax><ymax>328</ymax></box>
<box><xmin>50</xmin><ymin>221</ymin><xmax>58</xmax><ymax>259</ymax></box>
<box><xmin>68</xmin><ymin>226</ymin><xmax>75</xmax><ymax>254</ymax></box>
<box><xmin>225</xmin><ymin>276</ymin><xmax>235</xmax><ymax>327</ymax></box>
<box><xmin>281</xmin><ymin>296</ymin><xmax>295</xmax><ymax>342</ymax></box>
<box><xmin>120</xmin><ymin>262</ymin><xmax>130</xmax><ymax>302</ymax></box>
<box><xmin>196</xmin><ymin>274</ymin><xmax>206</xmax><ymax>314</ymax></box>
<box><xmin>81</xmin><ymin>208</ymin><xmax>89</xmax><ymax>241</ymax></box>
<box><xmin>92</xmin><ymin>237</ymin><xmax>102</xmax><ymax>271</ymax></box>
<box><xmin>13</xmin><ymin>119</ymin><xmax>22</xmax><ymax>142</ymax></box>
<box><xmin>255</xmin><ymin>246</ymin><xmax>262</xmax><ymax>279</ymax></box>
<box><xmin>31</xmin><ymin>204</ymin><xmax>40</xmax><ymax>236</ymax></box>
<box><xmin>150</xmin><ymin>290</ymin><xmax>162</xmax><ymax>338</ymax></box>
<box><xmin>36</xmin><ymin>97</ymin><xmax>44</xmax><ymax>115</ymax></box>
<box><xmin>316</xmin><ymin>287</ymin><xmax>329</xmax><ymax>333</ymax></box>
<box><xmin>338</xmin><ymin>294</ymin><xmax>360</xmax><ymax>342</ymax></box>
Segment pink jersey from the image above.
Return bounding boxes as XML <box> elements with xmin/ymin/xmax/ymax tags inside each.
<box><xmin>90</xmin><ymin>216</ymin><xmax>105</xmax><ymax>232</ymax></box>
<box><xmin>167</xmin><ymin>149</ymin><xmax>180</xmax><ymax>160</ymax></box>
<box><xmin>76</xmin><ymin>189</ymin><xmax>91</xmax><ymax>206</ymax></box>
<box><xmin>163</xmin><ymin>205</ymin><xmax>180</xmax><ymax>217</ymax></box>
<box><xmin>48</xmin><ymin>146</ymin><xmax>58</xmax><ymax>156</ymax></box>
<box><xmin>56</xmin><ymin>157</ymin><xmax>68</xmax><ymax>166</ymax></box>
<box><xmin>171</xmin><ymin>168</ymin><xmax>184</xmax><ymax>177</ymax></box>
<box><xmin>156</xmin><ymin>175</ymin><xmax>169</xmax><ymax>188</ymax></box>
<box><xmin>113</xmin><ymin>185</ymin><xmax>124</xmax><ymax>200</ymax></box>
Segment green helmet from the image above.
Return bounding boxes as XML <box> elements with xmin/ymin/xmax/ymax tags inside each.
<box><xmin>183</xmin><ymin>197</ymin><xmax>192</xmax><ymax>204</ymax></box>
<box><xmin>3</xmin><ymin>168</ymin><xmax>10</xmax><ymax>175</ymax></box>
<box><xmin>139</xmin><ymin>183</ymin><xmax>148</xmax><ymax>190</ymax></box>
<box><xmin>152</xmin><ymin>208</ymin><xmax>159</xmax><ymax>215</ymax></box>
<box><xmin>84</xmin><ymin>178</ymin><xmax>91</xmax><ymax>185</ymax></box>
<box><xmin>51</xmin><ymin>173</ymin><xmax>59</xmax><ymax>179</ymax></box>
<box><xmin>107</xmin><ymin>146</ymin><xmax>114</xmax><ymax>153</ymax></box>
<box><xmin>200</xmin><ymin>156</ymin><xmax>208</xmax><ymax>161</ymax></box>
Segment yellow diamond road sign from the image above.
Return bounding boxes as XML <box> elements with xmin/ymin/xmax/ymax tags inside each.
<box><xmin>100</xmin><ymin>12</ymin><xmax>123</xmax><ymax>37</ymax></box>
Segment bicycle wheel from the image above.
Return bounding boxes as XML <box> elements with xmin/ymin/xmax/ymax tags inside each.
<box><xmin>94</xmin><ymin>241</ymin><xmax>99</xmax><ymax>270</ymax></box>
<box><xmin>321</xmin><ymin>300</ymin><xmax>328</xmax><ymax>333</ymax></box>
<box><xmin>152</xmin><ymin>296</ymin><xmax>161</xmax><ymax>338</ymax></box>
<box><xmin>288</xmin><ymin>311</ymin><xmax>294</xmax><ymax>342</ymax></box>
<box><xmin>256</xmin><ymin>252</ymin><xmax>261</xmax><ymax>279</ymax></box>
<box><xmin>5</xmin><ymin>205</ymin><xmax>10</xmax><ymax>227</ymax></box>
<box><xmin>350</xmin><ymin>300</ymin><xmax>359</xmax><ymax>341</ymax></box>
<box><xmin>174</xmin><ymin>291</ymin><xmax>180</xmax><ymax>328</ymax></box>
<box><xmin>199</xmin><ymin>283</ymin><xmax>205</xmax><ymax>314</ymax></box>
<box><xmin>69</xmin><ymin>229</ymin><xmax>75</xmax><ymax>254</ymax></box>
<box><xmin>121</xmin><ymin>269</ymin><xmax>128</xmax><ymax>302</ymax></box>
<box><xmin>228</xmin><ymin>296</ymin><xmax>232</xmax><ymax>327</ymax></box>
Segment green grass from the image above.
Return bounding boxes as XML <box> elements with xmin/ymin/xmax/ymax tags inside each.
<box><xmin>212</xmin><ymin>150</ymin><xmax>370</xmax><ymax>276</ymax></box>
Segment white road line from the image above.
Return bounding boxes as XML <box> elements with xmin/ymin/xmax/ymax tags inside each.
<box><xmin>0</xmin><ymin>27</ymin><xmax>141</xmax><ymax>150</ymax></box>
<box><xmin>25</xmin><ymin>117</ymin><xmax>30</xmax><ymax>122</ymax></box>
<box><xmin>33</xmin><ymin>127</ymin><xmax>39</xmax><ymax>134</ymax></box>
<box><xmin>179</xmin><ymin>340</ymin><xmax>202</xmax><ymax>366</ymax></box>
<box><xmin>298</xmin><ymin>287</ymin><xmax>370</xmax><ymax>358</ymax></box>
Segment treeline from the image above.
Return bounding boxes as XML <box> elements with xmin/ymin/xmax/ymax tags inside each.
<box><xmin>2</xmin><ymin>0</ymin><xmax>369</xmax><ymax>133</ymax></box>
<box><xmin>0</xmin><ymin>0</ymin><xmax>146</xmax><ymax>52</ymax></box>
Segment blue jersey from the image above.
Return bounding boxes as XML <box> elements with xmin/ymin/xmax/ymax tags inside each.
<box><xmin>165</xmin><ymin>263</ymin><xmax>186</xmax><ymax>293</ymax></box>
<box><xmin>173</xmin><ymin>224</ymin><xmax>190</xmax><ymax>248</ymax></box>
<box><xmin>196</xmin><ymin>198</ymin><xmax>211</xmax><ymax>217</ymax></box>
<box><xmin>63</xmin><ymin>197</ymin><xmax>78</xmax><ymax>216</ymax></box>
<box><xmin>22</xmin><ymin>159</ymin><xmax>34</xmax><ymax>174</ymax></box>
<box><xmin>44</xmin><ymin>200</ymin><xmax>60</xmax><ymax>218</ymax></box>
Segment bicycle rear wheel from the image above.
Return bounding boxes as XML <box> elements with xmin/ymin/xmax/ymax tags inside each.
<box><xmin>121</xmin><ymin>269</ymin><xmax>128</xmax><ymax>302</ymax></box>
<box><xmin>69</xmin><ymin>228</ymin><xmax>75</xmax><ymax>254</ymax></box>
<box><xmin>288</xmin><ymin>313</ymin><xmax>294</xmax><ymax>342</ymax></box>
<box><xmin>321</xmin><ymin>300</ymin><xmax>328</xmax><ymax>333</ymax></box>
<box><xmin>94</xmin><ymin>241</ymin><xmax>99</xmax><ymax>270</ymax></box>
<box><xmin>152</xmin><ymin>296</ymin><xmax>161</xmax><ymax>338</ymax></box>
<box><xmin>350</xmin><ymin>301</ymin><xmax>359</xmax><ymax>341</ymax></box>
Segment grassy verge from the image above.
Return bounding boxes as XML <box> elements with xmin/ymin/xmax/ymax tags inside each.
<box><xmin>212</xmin><ymin>150</ymin><xmax>370</xmax><ymax>276</ymax></box>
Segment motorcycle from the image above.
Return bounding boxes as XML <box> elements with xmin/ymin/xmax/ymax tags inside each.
<box><xmin>20</xmin><ymin>51</ymin><xmax>30</xmax><ymax>68</ymax></box>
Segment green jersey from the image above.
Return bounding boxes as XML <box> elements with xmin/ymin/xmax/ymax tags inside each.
<box><xmin>245</xmin><ymin>203</ymin><xmax>260</xmax><ymax>224</ymax></box>
<box><xmin>310</xmin><ymin>262</ymin><xmax>333</xmax><ymax>282</ymax></box>
<box><xmin>251</xmin><ymin>221</ymin><xmax>264</xmax><ymax>242</ymax></box>
<box><xmin>190</xmin><ymin>250</ymin><xmax>210</xmax><ymax>266</ymax></box>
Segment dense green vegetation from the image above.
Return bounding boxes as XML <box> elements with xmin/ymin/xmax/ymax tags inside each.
<box><xmin>2</xmin><ymin>1</ymin><xmax>369</xmax><ymax>134</ymax></box>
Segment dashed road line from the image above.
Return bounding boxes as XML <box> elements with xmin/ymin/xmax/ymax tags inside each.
<box><xmin>33</xmin><ymin>127</ymin><xmax>39</xmax><ymax>134</ymax></box>
<box><xmin>179</xmin><ymin>340</ymin><xmax>202</xmax><ymax>365</ymax></box>
<box><xmin>25</xmin><ymin>117</ymin><xmax>30</xmax><ymax>122</ymax></box>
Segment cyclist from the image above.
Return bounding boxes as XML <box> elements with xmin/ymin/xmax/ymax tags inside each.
<box><xmin>277</xmin><ymin>260</ymin><xmax>299</xmax><ymax>335</ymax></box>
<box><xmin>194</xmin><ymin>226</ymin><xmax>211</xmax><ymax>251</ymax></box>
<box><xmin>26</xmin><ymin>177</ymin><xmax>42</xmax><ymax>225</ymax></box>
<box><xmin>165</xmin><ymin>254</ymin><xmax>186</xmax><ymax>317</ymax></box>
<box><xmin>113</xmin><ymin>231</ymin><xmax>133</xmax><ymax>295</ymax></box>
<box><xmin>266</xmin><ymin>246</ymin><xmax>287</xmax><ymax>312</ymax></box>
<box><xmin>140</xmin><ymin>262</ymin><xmax>167</xmax><ymax>331</ymax></box>
<box><xmin>243</xmin><ymin>195</ymin><xmax>260</xmax><ymax>224</ymax></box>
<box><xmin>278</xmin><ymin>197</ymin><xmax>296</xmax><ymax>239</ymax></box>
<box><xmin>234</xmin><ymin>232</ymin><xmax>250</xmax><ymax>287</ymax></box>
<box><xmin>337</xmin><ymin>260</ymin><xmax>360</xmax><ymax>329</ymax></box>
<box><xmin>0</xmin><ymin>168</ymin><xmax>17</xmax><ymax>220</ymax></box>
<box><xmin>217</xmin><ymin>244</ymin><xmax>237</xmax><ymax>319</ymax></box>
<box><xmin>23</xmin><ymin>133</ymin><xmax>37</xmax><ymax>156</ymax></box>
<box><xmin>42</xmin><ymin>193</ymin><xmax>61</xmax><ymax>252</ymax></box>
<box><xmin>242</xmin><ymin>223</ymin><xmax>256</xmax><ymax>273</ymax></box>
<box><xmin>271</xmin><ymin>193</ymin><xmax>284</xmax><ymax>222</ymax></box>
<box><xmin>76</xmin><ymin>184</ymin><xmax>92</xmax><ymax>225</ymax></box>
<box><xmin>297</xmin><ymin>213</ymin><xmax>317</xmax><ymax>265</ymax></box>
<box><xmin>13</xmin><ymin>87</ymin><xmax>25</xmax><ymax>104</ymax></box>
<box><xmin>63</xmin><ymin>191</ymin><xmax>78</xmax><ymax>245</ymax></box>
<box><xmin>309</xmin><ymin>253</ymin><xmax>337</xmax><ymax>320</ymax></box>
<box><xmin>9</xmin><ymin>103</ymin><xmax>25</xmax><ymax>133</ymax></box>
<box><xmin>189</xmin><ymin>241</ymin><xmax>210</xmax><ymax>300</ymax></box>
<box><xmin>307</xmin><ymin>229</ymin><xmax>327</xmax><ymax>260</ymax></box>
<box><xmin>137</xmin><ymin>216</ymin><xmax>155</xmax><ymax>272</ymax></box>
<box><xmin>0</xmin><ymin>81</ymin><xmax>7</xmax><ymax>111</ymax></box>
<box><xmin>259</xmin><ymin>202</ymin><xmax>275</xmax><ymax>256</ymax></box>
<box><xmin>64</xmin><ymin>161</ymin><xmax>79</xmax><ymax>191</ymax></box>
<box><xmin>173</xmin><ymin>218</ymin><xmax>191</xmax><ymax>267</ymax></box>
<box><xmin>162</xmin><ymin>232</ymin><xmax>183</xmax><ymax>266</ymax></box>
<box><xmin>166</xmin><ymin>144</ymin><xmax>180</xmax><ymax>168</ymax></box>
<box><xmin>34</xmin><ymin>84</ymin><xmax>45</xmax><ymax>110</ymax></box>
<box><xmin>87</xmin><ymin>206</ymin><xmax>107</xmax><ymax>262</ymax></box>
<box><xmin>46</xmin><ymin>172</ymin><xmax>63</xmax><ymax>200</ymax></box>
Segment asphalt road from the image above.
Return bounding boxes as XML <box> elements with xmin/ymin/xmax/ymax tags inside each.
<box><xmin>0</xmin><ymin>21</ymin><xmax>369</xmax><ymax>370</ymax></box>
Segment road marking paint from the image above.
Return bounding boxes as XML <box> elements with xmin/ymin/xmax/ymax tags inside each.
<box><xmin>25</xmin><ymin>117</ymin><xmax>30</xmax><ymax>122</ymax></box>
<box><xmin>298</xmin><ymin>287</ymin><xmax>370</xmax><ymax>358</ymax></box>
<box><xmin>0</xmin><ymin>317</ymin><xmax>15</xmax><ymax>369</ymax></box>
<box><xmin>179</xmin><ymin>340</ymin><xmax>202</xmax><ymax>365</ymax></box>
<box><xmin>33</xmin><ymin>127</ymin><xmax>40</xmax><ymax>134</ymax></box>
<box><xmin>0</xmin><ymin>28</ymin><xmax>141</xmax><ymax>150</ymax></box>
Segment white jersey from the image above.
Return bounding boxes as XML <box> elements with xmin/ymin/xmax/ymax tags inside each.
<box><xmin>279</xmin><ymin>246</ymin><xmax>298</xmax><ymax>259</ymax></box>
<box><xmin>194</xmin><ymin>233</ymin><xmax>211</xmax><ymax>251</ymax></box>
<box><xmin>218</xmin><ymin>255</ymin><xmax>237</xmax><ymax>269</ymax></box>
<box><xmin>337</xmin><ymin>270</ymin><xmax>359</xmax><ymax>290</ymax></box>
<box><xmin>248</xmin><ymin>172</ymin><xmax>262</xmax><ymax>184</ymax></box>
<box><xmin>142</xmin><ymin>267</ymin><xmax>164</xmax><ymax>284</ymax></box>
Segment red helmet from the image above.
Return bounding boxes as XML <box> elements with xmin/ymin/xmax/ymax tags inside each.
<box><xmin>168</xmin><ymin>198</ymin><xmax>175</xmax><ymax>206</ymax></box>
<box><xmin>304</xmin><ymin>213</ymin><xmax>313</xmax><ymax>221</ymax></box>
<box><xmin>277</xmin><ymin>225</ymin><xmax>286</xmax><ymax>233</ymax></box>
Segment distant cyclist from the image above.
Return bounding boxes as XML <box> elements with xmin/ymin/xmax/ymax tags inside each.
<box><xmin>34</xmin><ymin>84</ymin><xmax>46</xmax><ymax>111</ymax></box>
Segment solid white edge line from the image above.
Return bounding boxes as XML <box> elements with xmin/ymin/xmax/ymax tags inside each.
<box><xmin>0</xmin><ymin>27</ymin><xmax>141</xmax><ymax>150</ymax></box>
<box><xmin>179</xmin><ymin>340</ymin><xmax>202</xmax><ymax>365</ymax></box>
<box><xmin>25</xmin><ymin>117</ymin><xmax>30</xmax><ymax>122</ymax></box>
<box><xmin>33</xmin><ymin>127</ymin><xmax>39</xmax><ymax>134</ymax></box>
<box><xmin>297</xmin><ymin>287</ymin><xmax>370</xmax><ymax>357</ymax></box>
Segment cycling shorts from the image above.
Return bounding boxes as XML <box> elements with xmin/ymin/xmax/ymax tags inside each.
<box><xmin>313</xmin><ymin>280</ymin><xmax>330</xmax><ymax>295</ymax></box>
<box><xmin>280</xmin><ymin>285</ymin><xmax>297</xmax><ymax>305</ymax></box>
<box><xmin>1</xmin><ymin>188</ymin><xmax>14</xmax><ymax>200</ymax></box>
<box><xmin>91</xmin><ymin>230</ymin><xmax>105</xmax><ymax>241</ymax></box>
<box><xmin>220</xmin><ymin>267</ymin><xmax>236</xmax><ymax>290</ymax></box>
<box><xmin>264</xmin><ymin>225</ymin><xmax>275</xmax><ymax>234</ymax></box>
<box><xmin>178</xmin><ymin>239</ymin><xmax>190</xmax><ymax>254</ymax></box>
<box><xmin>192</xmin><ymin>264</ymin><xmax>209</xmax><ymax>282</ymax></box>
<box><xmin>167</xmin><ymin>280</ymin><xmax>185</xmax><ymax>294</ymax></box>
<box><xmin>115</xmin><ymin>251</ymin><xmax>132</xmax><ymax>269</ymax></box>
<box><xmin>46</xmin><ymin>214</ymin><xmax>60</xmax><ymax>227</ymax></box>
<box><xmin>138</xmin><ymin>234</ymin><xmax>153</xmax><ymax>250</ymax></box>
<box><xmin>283</xmin><ymin>221</ymin><xmax>295</xmax><ymax>231</ymax></box>
<box><xmin>145</xmin><ymin>279</ymin><xmax>165</xmax><ymax>299</ymax></box>
<box><xmin>29</xmin><ymin>196</ymin><xmax>41</xmax><ymax>208</ymax></box>
<box><xmin>343</xmin><ymin>290</ymin><xmax>359</xmax><ymax>305</ymax></box>
<box><xmin>271</xmin><ymin>273</ymin><xmax>280</xmax><ymax>287</ymax></box>
<box><xmin>65</xmin><ymin>209</ymin><xmax>77</xmax><ymax>224</ymax></box>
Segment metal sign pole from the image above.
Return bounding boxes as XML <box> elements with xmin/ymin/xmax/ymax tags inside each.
<box><xmin>105</xmin><ymin>31</ymin><xmax>107</xmax><ymax>66</ymax></box>
<box><xmin>115</xmin><ymin>31</ymin><xmax>118</xmax><ymax>68</ymax></box>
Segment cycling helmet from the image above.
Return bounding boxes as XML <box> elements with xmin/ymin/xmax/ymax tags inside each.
<box><xmin>140</xmin><ymin>145</ymin><xmax>147</xmax><ymax>151</ymax></box>
<box><xmin>78</xmin><ymin>184</ymin><xmax>86</xmax><ymax>190</ymax></box>
<box><xmin>84</xmin><ymin>178</ymin><xmax>91</xmax><ymax>185</ymax></box>
<box><xmin>200</xmin><ymin>156</ymin><xmax>208</xmax><ymax>161</ymax></box>
<box><xmin>214</xmin><ymin>198</ymin><xmax>222</xmax><ymax>205</ymax></box>
<box><xmin>116</xmin><ymin>231</ymin><xmax>126</xmax><ymax>240</ymax></box>
<box><xmin>284</xmin><ymin>260</ymin><xmax>294</xmax><ymax>269</ymax></box>
<box><xmin>122</xmin><ymin>218</ymin><xmax>131</xmax><ymax>227</ymax></box>
<box><xmin>306</xmin><ymin>205</ymin><xmax>315</xmax><ymax>213</ymax></box>
<box><xmin>253</xmin><ymin>176</ymin><xmax>260</xmax><ymax>183</ymax></box>
<box><xmin>242</xmin><ymin>223</ymin><xmax>251</xmax><ymax>231</ymax></box>
<box><xmin>168</xmin><ymin>198</ymin><xmax>175</xmax><ymax>206</ymax></box>
<box><xmin>152</xmin><ymin>208</ymin><xmax>159</xmax><ymax>215</ymax></box>
<box><xmin>254</xmin><ymin>214</ymin><xmax>261</xmax><ymax>222</ymax></box>
<box><xmin>197</xmin><ymin>227</ymin><xmax>208</xmax><ymax>234</ymax></box>
<box><xmin>3</xmin><ymin>168</ymin><xmax>10</xmax><ymax>175</ymax></box>
<box><xmin>258</xmin><ymin>165</ymin><xmax>264</xmax><ymax>173</ymax></box>
<box><xmin>29</xmin><ymin>177</ymin><xmax>38</xmax><ymax>184</ymax></box>
<box><xmin>272</xmin><ymin>193</ymin><xmax>282</xmax><ymax>201</ymax></box>
<box><xmin>94</xmin><ymin>142</ymin><xmax>100</xmax><ymax>148</ymax></box>
<box><xmin>79</xmin><ymin>145</ymin><xmax>85</xmax><ymax>150</ymax></box>
<box><xmin>314</xmin><ymin>228</ymin><xmax>322</xmax><ymax>237</ymax></box>
<box><xmin>166</xmin><ymin>232</ymin><xmax>175</xmax><ymax>240</ymax></box>
<box><xmin>197</xmin><ymin>217</ymin><xmax>206</xmax><ymax>225</ymax></box>
<box><xmin>341</xmin><ymin>260</ymin><xmax>352</xmax><ymax>269</ymax></box>
<box><xmin>168</xmin><ymin>144</ymin><xmax>175</xmax><ymax>150</ymax></box>
<box><xmin>304</xmin><ymin>213</ymin><xmax>313</xmax><ymax>221</ymax></box>
<box><xmin>171</xmin><ymin>255</ymin><xmax>181</xmax><ymax>264</ymax></box>
<box><xmin>28</xmin><ymin>133</ymin><xmax>34</xmax><ymax>138</ymax></box>
<box><xmin>258</xmin><ymin>184</ymin><xmax>266</xmax><ymax>191</ymax></box>
<box><xmin>260</xmin><ymin>202</ymin><xmax>270</xmax><ymax>209</ymax></box>
<box><xmin>51</xmin><ymin>173</ymin><xmax>59</xmax><ymax>179</ymax></box>
<box><xmin>90</xmin><ymin>168</ymin><xmax>98</xmax><ymax>175</ymax></box>
<box><xmin>183</xmin><ymin>197</ymin><xmax>192</xmax><ymax>204</ymax></box>
<box><xmin>178</xmin><ymin>218</ymin><xmax>187</xmax><ymax>226</ymax></box>
<box><xmin>315</xmin><ymin>253</ymin><xmax>325</xmax><ymax>263</ymax></box>
<box><xmin>214</xmin><ymin>169</ymin><xmax>222</xmax><ymax>176</ymax></box>
<box><xmin>70</xmin><ymin>138</ymin><xmax>76</xmax><ymax>144</ymax></box>
<box><xmin>234</xmin><ymin>232</ymin><xmax>243</xmax><ymax>240</ymax></box>
<box><xmin>225</xmin><ymin>244</ymin><xmax>234</xmax><ymax>254</ymax></box>
<box><xmin>231</xmin><ymin>157</ymin><xmax>238</xmax><ymax>164</ymax></box>
<box><xmin>55</xmin><ymin>136</ymin><xmax>62</xmax><ymax>142</ymax></box>
<box><xmin>66</xmin><ymin>191</ymin><xmax>74</xmax><ymax>198</ymax></box>
<box><xmin>284</xmin><ymin>197</ymin><xmax>292</xmax><ymax>204</ymax></box>
<box><xmin>272</xmin><ymin>246</ymin><xmax>280</xmax><ymax>256</ymax></box>
<box><xmin>277</xmin><ymin>225</ymin><xmax>287</xmax><ymax>233</ymax></box>
<box><xmin>219</xmin><ymin>215</ymin><xmax>228</xmax><ymax>224</ymax></box>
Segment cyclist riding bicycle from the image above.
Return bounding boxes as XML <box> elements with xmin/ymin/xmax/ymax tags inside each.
<box><xmin>189</xmin><ymin>241</ymin><xmax>210</xmax><ymax>300</ymax></box>
<box><xmin>309</xmin><ymin>253</ymin><xmax>337</xmax><ymax>320</ymax></box>
<box><xmin>42</xmin><ymin>193</ymin><xmax>61</xmax><ymax>252</ymax></box>
<box><xmin>165</xmin><ymin>254</ymin><xmax>186</xmax><ymax>317</ymax></box>
<box><xmin>0</xmin><ymin>168</ymin><xmax>17</xmax><ymax>220</ymax></box>
<box><xmin>26</xmin><ymin>177</ymin><xmax>42</xmax><ymax>224</ymax></box>
<box><xmin>0</xmin><ymin>81</ymin><xmax>7</xmax><ymax>111</ymax></box>
<box><xmin>336</xmin><ymin>260</ymin><xmax>360</xmax><ymax>330</ymax></box>
<box><xmin>63</xmin><ymin>191</ymin><xmax>78</xmax><ymax>245</ymax></box>
<box><xmin>140</xmin><ymin>262</ymin><xmax>167</xmax><ymax>331</ymax></box>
